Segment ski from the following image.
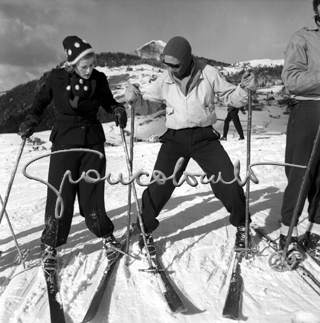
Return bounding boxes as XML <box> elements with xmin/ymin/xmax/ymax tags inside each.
<box><xmin>298</xmin><ymin>239</ymin><xmax>320</xmax><ymax>268</ymax></box>
<box><xmin>222</xmin><ymin>251</ymin><xmax>244</xmax><ymax>320</ymax></box>
<box><xmin>44</xmin><ymin>269</ymin><xmax>66</xmax><ymax>323</ymax></box>
<box><xmin>81</xmin><ymin>235</ymin><xmax>128</xmax><ymax>323</ymax></box>
<box><xmin>151</xmin><ymin>253</ymin><xmax>187</xmax><ymax>314</ymax></box>
<box><xmin>253</xmin><ymin>226</ymin><xmax>320</xmax><ymax>296</ymax></box>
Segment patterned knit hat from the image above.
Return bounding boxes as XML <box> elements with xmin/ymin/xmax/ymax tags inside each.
<box><xmin>62</xmin><ymin>35</ymin><xmax>94</xmax><ymax>65</ymax></box>
<box><xmin>163</xmin><ymin>36</ymin><xmax>192</xmax><ymax>66</ymax></box>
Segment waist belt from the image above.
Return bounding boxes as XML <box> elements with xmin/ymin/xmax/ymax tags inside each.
<box><xmin>57</xmin><ymin>114</ymin><xmax>98</xmax><ymax>123</ymax></box>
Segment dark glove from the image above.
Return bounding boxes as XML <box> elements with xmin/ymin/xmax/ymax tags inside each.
<box><xmin>18</xmin><ymin>115</ymin><xmax>39</xmax><ymax>139</ymax></box>
<box><xmin>240</xmin><ymin>71</ymin><xmax>258</xmax><ymax>92</ymax></box>
<box><xmin>113</xmin><ymin>106</ymin><xmax>127</xmax><ymax>128</ymax></box>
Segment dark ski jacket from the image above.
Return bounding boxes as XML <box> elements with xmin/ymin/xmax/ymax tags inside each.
<box><xmin>27</xmin><ymin>67</ymin><xmax>123</xmax><ymax>145</ymax></box>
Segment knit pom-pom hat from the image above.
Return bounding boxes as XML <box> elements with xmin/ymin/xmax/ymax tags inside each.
<box><xmin>62</xmin><ymin>35</ymin><xmax>94</xmax><ymax>65</ymax></box>
<box><xmin>163</xmin><ymin>36</ymin><xmax>192</xmax><ymax>66</ymax></box>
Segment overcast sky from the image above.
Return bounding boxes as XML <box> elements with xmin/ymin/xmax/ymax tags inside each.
<box><xmin>0</xmin><ymin>0</ymin><xmax>313</xmax><ymax>92</ymax></box>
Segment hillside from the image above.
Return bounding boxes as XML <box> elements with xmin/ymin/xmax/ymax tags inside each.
<box><xmin>0</xmin><ymin>52</ymin><xmax>155</xmax><ymax>134</ymax></box>
<box><xmin>0</xmin><ymin>51</ymin><xmax>283</xmax><ymax>135</ymax></box>
<box><xmin>130</xmin><ymin>40</ymin><xmax>231</xmax><ymax>68</ymax></box>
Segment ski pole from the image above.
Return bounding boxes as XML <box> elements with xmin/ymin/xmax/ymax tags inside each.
<box><xmin>245</xmin><ymin>90</ymin><xmax>253</xmax><ymax>256</ymax></box>
<box><xmin>125</xmin><ymin>103</ymin><xmax>134</xmax><ymax>257</ymax></box>
<box><xmin>108</xmin><ymin>243</ymin><xmax>140</xmax><ymax>260</ymax></box>
<box><xmin>280</xmin><ymin>123</ymin><xmax>320</xmax><ymax>266</ymax></box>
<box><xmin>120</xmin><ymin>127</ymin><xmax>155</xmax><ymax>270</ymax></box>
<box><xmin>0</xmin><ymin>138</ymin><xmax>29</xmax><ymax>266</ymax></box>
<box><xmin>0</xmin><ymin>194</ymin><xmax>29</xmax><ymax>266</ymax></box>
<box><xmin>0</xmin><ymin>138</ymin><xmax>26</xmax><ymax>225</ymax></box>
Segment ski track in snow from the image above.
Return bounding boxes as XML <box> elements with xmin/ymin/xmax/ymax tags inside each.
<box><xmin>1</xmin><ymin>131</ymin><xmax>320</xmax><ymax>323</ymax></box>
<box><xmin>1</xmin><ymin>130</ymin><xmax>320</xmax><ymax>323</ymax></box>
<box><xmin>0</xmin><ymin>65</ymin><xmax>320</xmax><ymax>322</ymax></box>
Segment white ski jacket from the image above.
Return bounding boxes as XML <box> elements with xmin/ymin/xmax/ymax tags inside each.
<box><xmin>134</xmin><ymin>58</ymin><xmax>248</xmax><ymax>130</ymax></box>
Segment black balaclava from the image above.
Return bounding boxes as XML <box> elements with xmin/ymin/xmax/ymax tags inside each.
<box><xmin>162</xmin><ymin>36</ymin><xmax>192</xmax><ymax>79</ymax></box>
<box><xmin>314</xmin><ymin>0</ymin><xmax>320</xmax><ymax>24</ymax></box>
<box><xmin>314</xmin><ymin>0</ymin><xmax>320</xmax><ymax>13</ymax></box>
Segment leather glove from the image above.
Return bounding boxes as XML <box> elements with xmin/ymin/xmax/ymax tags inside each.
<box><xmin>18</xmin><ymin>115</ymin><xmax>39</xmax><ymax>139</ymax></box>
<box><xmin>113</xmin><ymin>106</ymin><xmax>127</xmax><ymax>128</ymax></box>
<box><xmin>240</xmin><ymin>71</ymin><xmax>258</xmax><ymax>92</ymax></box>
<box><xmin>124</xmin><ymin>83</ymin><xmax>141</xmax><ymax>104</ymax></box>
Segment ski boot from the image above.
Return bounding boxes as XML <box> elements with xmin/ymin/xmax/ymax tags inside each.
<box><xmin>279</xmin><ymin>233</ymin><xmax>303</xmax><ymax>263</ymax></box>
<box><xmin>103</xmin><ymin>233</ymin><xmax>121</xmax><ymax>261</ymax></box>
<box><xmin>139</xmin><ymin>233</ymin><xmax>156</xmax><ymax>257</ymax></box>
<box><xmin>302</xmin><ymin>231</ymin><xmax>320</xmax><ymax>261</ymax></box>
<box><xmin>41</xmin><ymin>244</ymin><xmax>57</xmax><ymax>274</ymax></box>
<box><xmin>234</xmin><ymin>226</ymin><xmax>250</xmax><ymax>250</ymax></box>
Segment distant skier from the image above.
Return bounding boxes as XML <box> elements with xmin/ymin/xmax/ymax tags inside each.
<box><xmin>124</xmin><ymin>36</ymin><xmax>257</xmax><ymax>255</ymax></box>
<box><xmin>220</xmin><ymin>105</ymin><xmax>246</xmax><ymax>141</ymax></box>
<box><xmin>18</xmin><ymin>36</ymin><xmax>127</xmax><ymax>271</ymax></box>
<box><xmin>280</xmin><ymin>0</ymin><xmax>320</xmax><ymax>259</ymax></box>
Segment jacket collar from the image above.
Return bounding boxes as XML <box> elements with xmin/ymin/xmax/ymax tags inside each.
<box><xmin>56</xmin><ymin>67</ymin><xmax>70</xmax><ymax>80</ymax></box>
<box><xmin>306</xmin><ymin>16</ymin><xmax>320</xmax><ymax>31</ymax></box>
<box><xmin>164</xmin><ymin>57</ymin><xmax>206</xmax><ymax>85</ymax></box>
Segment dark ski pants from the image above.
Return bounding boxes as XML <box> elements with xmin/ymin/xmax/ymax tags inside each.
<box><xmin>141</xmin><ymin>127</ymin><xmax>247</xmax><ymax>233</ymax></box>
<box><xmin>281</xmin><ymin>101</ymin><xmax>320</xmax><ymax>227</ymax></box>
<box><xmin>223</xmin><ymin>109</ymin><xmax>245</xmax><ymax>139</ymax></box>
<box><xmin>41</xmin><ymin>143</ymin><xmax>114</xmax><ymax>248</ymax></box>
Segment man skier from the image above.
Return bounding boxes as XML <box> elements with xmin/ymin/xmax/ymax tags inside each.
<box><xmin>124</xmin><ymin>36</ymin><xmax>257</xmax><ymax>255</ymax></box>
<box><xmin>220</xmin><ymin>105</ymin><xmax>246</xmax><ymax>141</ymax></box>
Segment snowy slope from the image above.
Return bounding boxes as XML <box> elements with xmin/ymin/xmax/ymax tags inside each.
<box><xmin>222</xmin><ymin>58</ymin><xmax>284</xmax><ymax>76</ymax></box>
<box><xmin>236</xmin><ymin>58</ymin><xmax>284</xmax><ymax>68</ymax></box>
<box><xmin>0</xmin><ymin>65</ymin><xmax>319</xmax><ymax>323</ymax></box>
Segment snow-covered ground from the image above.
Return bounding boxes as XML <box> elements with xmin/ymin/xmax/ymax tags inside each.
<box><xmin>220</xmin><ymin>58</ymin><xmax>284</xmax><ymax>76</ymax></box>
<box><xmin>0</xmin><ymin>65</ymin><xmax>319</xmax><ymax>323</ymax></box>
<box><xmin>235</xmin><ymin>58</ymin><xmax>284</xmax><ymax>68</ymax></box>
